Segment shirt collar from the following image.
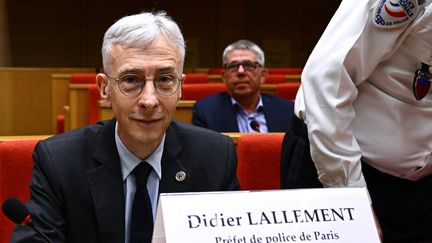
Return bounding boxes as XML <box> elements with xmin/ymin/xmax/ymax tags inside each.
<box><xmin>231</xmin><ymin>95</ymin><xmax>264</xmax><ymax>115</ymax></box>
<box><xmin>114</xmin><ymin>121</ymin><xmax>164</xmax><ymax>181</ymax></box>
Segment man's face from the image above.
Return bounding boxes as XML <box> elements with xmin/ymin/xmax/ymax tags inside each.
<box><xmin>98</xmin><ymin>35</ymin><xmax>183</xmax><ymax>151</ymax></box>
<box><xmin>222</xmin><ymin>49</ymin><xmax>266</xmax><ymax>99</ymax></box>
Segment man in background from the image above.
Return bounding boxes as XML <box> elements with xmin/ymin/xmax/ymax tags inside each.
<box><xmin>11</xmin><ymin>11</ymin><xmax>239</xmax><ymax>243</ymax></box>
<box><xmin>192</xmin><ymin>39</ymin><xmax>294</xmax><ymax>133</ymax></box>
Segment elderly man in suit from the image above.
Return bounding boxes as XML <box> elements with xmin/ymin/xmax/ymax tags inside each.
<box><xmin>192</xmin><ymin>40</ymin><xmax>294</xmax><ymax>133</ymax></box>
<box><xmin>11</xmin><ymin>11</ymin><xmax>239</xmax><ymax>243</ymax></box>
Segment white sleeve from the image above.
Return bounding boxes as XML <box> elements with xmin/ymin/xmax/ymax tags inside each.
<box><xmin>300</xmin><ymin>0</ymin><xmax>422</xmax><ymax>187</ymax></box>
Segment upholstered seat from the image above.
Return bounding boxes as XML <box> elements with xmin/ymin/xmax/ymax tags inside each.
<box><xmin>276</xmin><ymin>82</ymin><xmax>301</xmax><ymax>101</ymax></box>
<box><xmin>181</xmin><ymin>83</ymin><xmax>227</xmax><ymax>100</ymax></box>
<box><xmin>236</xmin><ymin>133</ymin><xmax>284</xmax><ymax>190</ymax></box>
<box><xmin>0</xmin><ymin>139</ymin><xmax>40</xmax><ymax>243</ymax></box>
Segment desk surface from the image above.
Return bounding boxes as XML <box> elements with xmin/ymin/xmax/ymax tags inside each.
<box><xmin>0</xmin><ymin>133</ymin><xmax>283</xmax><ymax>146</ymax></box>
<box><xmin>0</xmin><ymin>135</ymin><xmax>53</xmax><ymax>141</ymax></box>
<box><xmin>0</xmin><ymin>133</ymin><xmax>240</xmax><ymax>145</ymax></box>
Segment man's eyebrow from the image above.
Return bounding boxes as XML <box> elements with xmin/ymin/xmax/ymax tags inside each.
<box><xmin>226</xmin><ymin>60</ymin><xmax>255</xmax><ymax>64</ymax></box>
<box><xmin>118</xmin><ymin>67</ymin><xmax>177</xmax><ymax>76</ymax></box>
<box><xmin>117</xmin><ymin>68</ymin><xmax>144</xmax><ymax>76</ymax></box>
<box><xmin>157</xmin><ymin>66</ymin><xmax>176</xmax><ymax>73</ymax></box>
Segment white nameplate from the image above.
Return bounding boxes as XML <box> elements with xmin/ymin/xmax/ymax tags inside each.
<box><xmin>153</xmin><ymin>188</ymin><xmax>380</xmax><ymax>243</ymax></box>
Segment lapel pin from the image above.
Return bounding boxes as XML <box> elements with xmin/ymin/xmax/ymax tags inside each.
<box><xmin>175</xmin><ymin>171</ymin><xmax>186</xmax><ymax>182</ymax></box>
<box><xmin>413</xmin><ymin>63</ymin><xmax>431</xmax><ymax>100</ymax></box>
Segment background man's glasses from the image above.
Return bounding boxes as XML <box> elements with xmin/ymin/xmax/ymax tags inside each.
<box><xmin>106</xmin><ymin>73</ymin><xmax>182</xmax><ymax>97</ymax></box>
<box><xmin>224</xmin><ymin>61</ymin><xmax>262</xmax><ymax>72</ymax></box>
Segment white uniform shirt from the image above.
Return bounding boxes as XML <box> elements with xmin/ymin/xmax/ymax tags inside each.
<box><xmin>296</xmin><ymin>0</ymin><xmax>432</xmax><ymax>188</ymax></box>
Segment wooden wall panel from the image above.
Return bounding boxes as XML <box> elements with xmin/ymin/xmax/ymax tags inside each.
<box><xmin>0</xmin><ymin>0</ymin><xmax>10</xmax><ymax>65</ymax></box>
<box><xmin>0</xmin><ymin>68</ymin><xmax>95</xmax><ymax>135</ymax></box>
<box><xmin>4</xmin><ymin>0</ymin><xmax>341</xmax><ymax>69</ymax></box>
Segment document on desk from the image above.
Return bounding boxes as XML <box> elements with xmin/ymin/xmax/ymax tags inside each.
<box><xmin>152</xmin><ymin>188</ymin><xmax>380</xmax><ymax>243</ymax></box>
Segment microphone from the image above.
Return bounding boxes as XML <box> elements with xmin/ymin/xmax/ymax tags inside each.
<box><xmin>2</xmin><ymin>198</ymin><xmax>53</xmax><ymax>243</ymax></box>
<box><xmin>249</xmin><ymin>120</ymin><xmax>260</xmax><ymax>133</ymax></box>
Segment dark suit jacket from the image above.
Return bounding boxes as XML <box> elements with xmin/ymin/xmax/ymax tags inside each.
<box><xmin>192</xmin><ymin>92</ymin><xmax>294</xmax><ymax>132</ymax></box>
<box><xmin>11</xmin><ymin>119</ymin><xmax>239</xmax><ymax>243</ymax></box>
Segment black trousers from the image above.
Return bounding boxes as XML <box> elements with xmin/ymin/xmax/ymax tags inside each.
<box><xmin>280</xmin><ymin>116</ymin><xmax>432</xmax><ymax>243</ymax></box>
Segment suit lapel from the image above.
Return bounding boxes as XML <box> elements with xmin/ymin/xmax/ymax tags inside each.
<box><xmin>159</xmin><ymin>123</ymin><xmax>193</xmax><ymax>193</ymax></box>
<box><xmin>87</xmin><ymin>119</ymin><xmax>125</xmax><ymax>243</ymax></box>
<box><xmin>261</xmin><ymin>95</ymin><xmax>277</xmax><ymax>132</ymax></box>
<box><xmin>221</xmin><ymin>93</ymin><xmax>240</xmax><ymax>132</ymax></box>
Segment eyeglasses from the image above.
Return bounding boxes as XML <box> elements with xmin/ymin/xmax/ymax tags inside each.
<box><xmin>106</xmin><ymin>73</ymin><xmax>183</xmax><ymax>97</ymax></box>
<box><xmin>223</xmin><ymin>61</ymin><xmax>262</xmax><ymax>72</ymax></box>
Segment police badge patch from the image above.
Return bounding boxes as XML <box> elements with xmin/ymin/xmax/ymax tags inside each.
<box><xmin>413</xmin><ymin>63</ymin><xmax>431</xmax><ymax>100</ymax></box>
<box><xmin>374</xmin><ymin>0</ymin><xmax>419</xmax><ymax>28</ymax></box>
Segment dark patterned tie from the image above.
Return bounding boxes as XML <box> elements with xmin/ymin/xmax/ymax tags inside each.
<box><xmin>130</xmin><ymin>162</ymin><xmax>153</xmax><ymax>243</ymax></box>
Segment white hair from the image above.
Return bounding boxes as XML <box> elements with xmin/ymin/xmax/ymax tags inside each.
<box><xmin>222</xmin><ymin>39</ymin><xmax>265</xmax><ymax>66</ymax></box>
<box><xmin>101</xmin><ymin>11</ymin><xmax>185</xmax><ymax>71</ymax></box>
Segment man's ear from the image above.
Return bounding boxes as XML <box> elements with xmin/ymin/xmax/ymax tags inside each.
<box><xmin>178</xmin><ymin>74</ymin><xmax>185</xmax><ymax>101</ymax></box>
<box><xmin>222</xmin><ymin>70</ymin><xmax>229</xmax><ymax>85</ymax></box>
<box><xmin>260</xmin><ymin>68</ymin><xmax>268</xmax><ymax>84</ymax></box>
<box><xmin>96</xmin><ymin>73</ymin><xmax>112</xmax><ymax>108</ymax></box>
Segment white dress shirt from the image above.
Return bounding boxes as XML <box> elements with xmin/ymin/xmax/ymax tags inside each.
<box><xmin>232</xmin><ymin>96</ymin><xmax>268</xmax><ymax>133</ymax></box>
<box><xmin>114</xmin><ymin>122</ymin><xmax>164</xmax><ymax>243</ymax></box>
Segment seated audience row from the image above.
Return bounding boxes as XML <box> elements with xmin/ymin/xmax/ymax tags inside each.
<box><xmin>183</xmin><ymin>72</ymin><xmax>300</xmax><ymax>84</ymax></box>
<box><xmin>206</xmin><ymin>66</ymin><xmax>302</xmax><ymax>75</ymax></box>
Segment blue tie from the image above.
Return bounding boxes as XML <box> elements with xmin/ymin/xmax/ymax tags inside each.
<box><xmin>130</xmin><ymin>162</ymin><xmax>153</xmax><ymax>243</ymax></box>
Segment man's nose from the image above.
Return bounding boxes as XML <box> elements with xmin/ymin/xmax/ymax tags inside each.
<box><xmin>237</xmin><ymin>64</ymin><xmax>245</xmax><ymax>73</ymax></box>
<box><xmin>138</xmin><ymin>81</ymin><xmax>159</xmax><ymax>107</ymax></box>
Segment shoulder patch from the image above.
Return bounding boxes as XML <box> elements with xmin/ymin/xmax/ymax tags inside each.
<box><xmin>373</xmin><ymin>0</ymin><xmax>419</xmax><ymax>28</ymax></box>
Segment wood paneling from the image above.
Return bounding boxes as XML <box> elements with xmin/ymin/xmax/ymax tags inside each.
<box><xmin>4</xmin><ymin>0</ymin><xmax>341</xmax><ymax>69</ymax></box>
<box><xmin>0</xmin><ymin>68</ymin><xmax>94</xmax><ymax>135</ymax></box>
<box><xmin>0</xmin><ymin>0</ymin><xmax>10</xmax><ymax>65</ymax></box>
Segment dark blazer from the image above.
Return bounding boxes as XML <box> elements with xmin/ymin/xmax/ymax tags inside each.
<box><xmin>192</xmin><ymin>92</ymin><xmax>294</xmax><ymax>132</ymax></box>
<box><xmin>11</xmin><ymin>119</ymin><xmax>239</xmax><ymax>243</ymax></box>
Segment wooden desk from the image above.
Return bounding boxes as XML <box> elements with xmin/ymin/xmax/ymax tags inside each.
<box><xmin>0</xmin><ymin>68</ymin><xmax>94</xmax><ymax>135</ymax></box>
<box><xmin>0</xmin><ymin>133</ymin><xmax>277</xmax><ymax>153</ymax></box>
<box><xmin>222</xmin><ymin>133</ymin><xmax>242</xmax><ymax>144</ymax></box>
<box><xmin>173</xmin><ymin>100</ymin><xmax>195</xmax><ymax>123</ymax></box>
<box><xmin>67</xmin><ymin>84</ymin><xmax>92</xmax><ymax>131</ymax></box>
<box><xmin>99</xmin><ymin>103</ymin><xmax>112</xmax><ymax>122</ymax></box>
<box><xmin>261</xmin><ymin>84</ymin><xmax>277</xmax><ymax>95</ymax></box>
<box><xmin>285</xmin><ymin>74</ymin><xmax>301</xmax><ymax>82</ymax></box>
<box><xmin>208</xmin><ymin>74</ymin><xmax>222</xmax><ymax>82</ymax></box>
<box><xmin>0</xmin><ymin>135</ymin><xmax>52</xmax><ymax>142</ymax></box>
<box><xmin>222</xmin><ymin>132</ymin><xmax>284</xmax><ymax>145</ymax></box>
<box><xmin>207</xmin><ymin>74</ymin><xmax>300</xmax><ymax>83</ymax></box>
<box><xmin>51</xmin><ymin>74</ymin><xmax>73</xmax><ymax>133</ymax></box>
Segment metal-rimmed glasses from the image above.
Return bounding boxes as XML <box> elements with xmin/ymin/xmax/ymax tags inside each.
<box><xmin>106</xmin><ymin>73</ymin><xmax>183</xmax><ymax>97</ymax></box>
<box><xmin>223</xmin><ymin>60</ymin><xmax>262</xmax><ymax>72</ymax></box>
